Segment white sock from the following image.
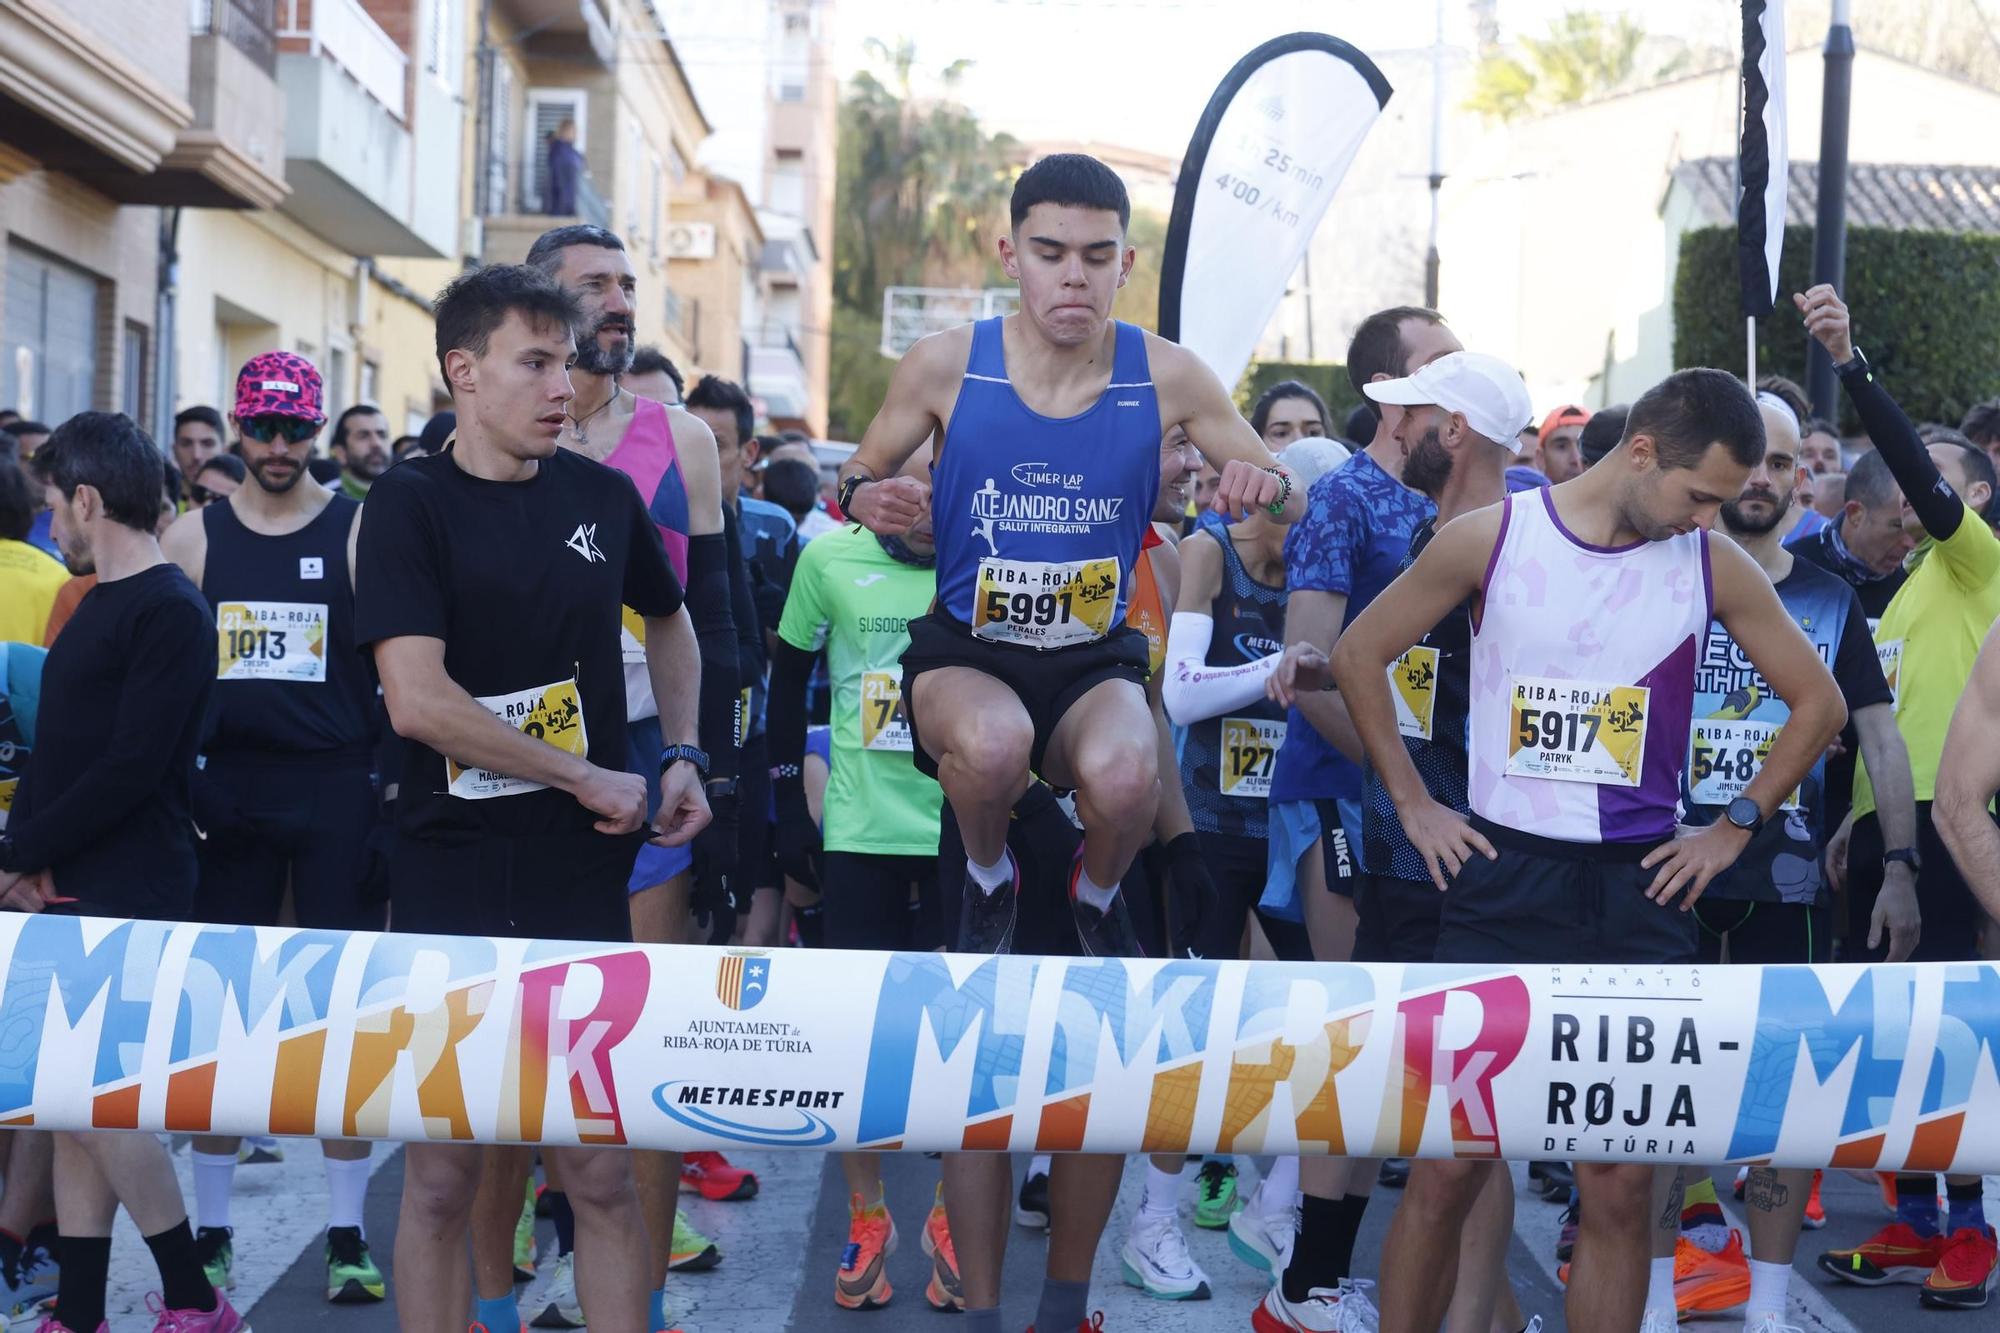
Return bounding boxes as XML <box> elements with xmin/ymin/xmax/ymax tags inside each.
<box><xmin>1745</xmin><ymin>1258</ymin><xmax>1791</xmax><ymax>1322</ymax></box>
<box><xmin>1645</xmin><ymin>1255</ymin><xmax>1676</xmax><ymax>1319</ymax></box>
<box><xmin>967</xmin><ymin>849</ymin><xmax>1013</xmax><ymax>895</ymax></box>
<box><xmin>1259</xmin><ymin>1156</ymin><xmax>1300</xmax><ymax>1218</ymax></box>
<box><xmin>1072</xmin><ymin>863</ymin><xmax>1118</xmax><ymax>912</ymax></box>
<box><xmin>1029</xmin><ymin>1154</ymin><xmax>1052</xmax><ymax>1179</ymax></box>
<box><xmin>1140</xmin><ymin>1164</ymin><xmax>1181</xmax><ymax>1220</ymax></box>
<box><xmin>324</xmin><ymin>1152</ymin><xmax>372</xmax><ymax>1234</ymax></box>
<box><xmin>191</xmin><ymin>1151</ymin><xmax>237</xmax><ymax>1231</ymax></box>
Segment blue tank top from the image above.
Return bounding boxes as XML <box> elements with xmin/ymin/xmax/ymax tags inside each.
<box><xmin>933</xmin><ymin>318</ymin><xmax>1161</xmax><ymax>649</ymax></box>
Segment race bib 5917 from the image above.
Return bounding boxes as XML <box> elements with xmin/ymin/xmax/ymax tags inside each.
<box><xmin>1506</xmin><ymin>676</ymin><xmax>1649</xmax><ymax>787</ymax></box>
<box><xmin>447</xmin><ymin>677</ymin><xmax>588</xmax><ymax>800</ymax></box>
<box><xmin>1392</xmin><ymin>645</ymin><xmax>1440</xmax><ymax>741</ymax></box>
<box><xmin>216</xmin><ymin>601</ymin><xmax>327</xmax><ymax>682</ymax></box>
<box><xmin>971</xmin><ymin>557</ymin><xmax>1120</xmax><ymax>649</ymax></box>
<box><xmin>860</xmin><ymin>669</ymin><xmax>912</xmax><ymax>752</ymax></box>
<box><xmin>1219</xmin><ymin>716</ymin><xmax>1284</xmax><ymax>799</ymax></box>
<box><xmin>1689</xmin><ymin>718</ymin><xmax>1799</xmax><ymax>810</ymax></box>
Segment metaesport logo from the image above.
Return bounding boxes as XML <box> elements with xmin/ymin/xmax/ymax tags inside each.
<box><xmin>653</xmin><ymin>1081</ymin><xmax>843</xmax><ymax>1147</ymax></box>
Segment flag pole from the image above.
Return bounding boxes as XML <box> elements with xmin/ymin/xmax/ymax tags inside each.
<box><xmin>1748</xmin><ymin>316</ymin><xmax>1757</xmax><ymax>387</ymax></box>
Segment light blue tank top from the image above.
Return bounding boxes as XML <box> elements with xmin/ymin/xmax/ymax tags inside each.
<box><xmin>932</xmin><ymin>318</ymin><xmax>1162</xmax><ymax>649</ymax></box>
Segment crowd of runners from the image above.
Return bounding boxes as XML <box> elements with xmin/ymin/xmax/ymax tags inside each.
<box><xmin>4</xmin><ymin>151</ymin><xmax>2000</xmax><ymax>1333</ymax></box>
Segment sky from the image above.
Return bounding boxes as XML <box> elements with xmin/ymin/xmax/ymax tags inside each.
<box><xmin>824</xmin><ymin>0</ymin><xmax>1741</xmax><ymax>156</ymax></box>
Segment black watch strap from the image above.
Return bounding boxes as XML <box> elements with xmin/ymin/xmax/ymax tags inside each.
<box><xmin>1884</xmin><ymin>847</ymin><xmax>1921</xmax><ymax>871</ymax></box>
<box><xmin>836</xmin><ymin>471</ymin><xmax>872</xmax><ymax>515</ymax></box>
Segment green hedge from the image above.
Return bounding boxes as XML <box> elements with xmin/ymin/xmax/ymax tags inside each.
<box><xmin>1237</xmin><ymin>361</ymin><xmax>1366</xmax><ymax>434</ymax></box>
<box><xmin>1673</xmin><ymin>224</ymin><xmax>2000</xmax><ymax>432</ymax></box>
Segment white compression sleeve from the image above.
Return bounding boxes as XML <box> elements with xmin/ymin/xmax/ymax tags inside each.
<box><xmin>1161</xmin><ymin>612</ymin><xmax>1283</xmax><ymax>726</ymax></box>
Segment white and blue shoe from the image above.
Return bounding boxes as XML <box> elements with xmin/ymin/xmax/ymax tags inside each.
<box><xmin>1120</xmin><ymin>1212</ymin><xmax>1211</xmax><ymax>1300</ymax></box>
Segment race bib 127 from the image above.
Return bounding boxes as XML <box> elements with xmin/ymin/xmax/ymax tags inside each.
<box><xmin>1505</xmin><ymin>676</ymin><xmax>1649</xmax><ymax>787</ymax></box>
<box><xmin>216</xmin><ymin>601</ymin><xmax>327</xmax><ymax>683</ymax></box>
<box><xmin>971</xmin><ymin>557</ymin><xmax>1120</xmax><ymax>649</ymax></box>
<box><xmin>1219</xmin><ymin>716</ymin><xmax>1284</xmax><ymax>799</ymax></box>
<box><xmin>447</xmin><ymin>677</ymin><xmax>588</xmax><ymax>800</ymax></box>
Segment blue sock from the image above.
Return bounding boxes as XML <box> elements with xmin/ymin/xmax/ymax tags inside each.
<box><xmin>474</xmin><ymin>1293</ymin><xmax>521</xmax><ymax>1333</ymax></box>
<box><xmin>1947</xmin><ymin>1180</ymin><xmax>1987</xmax><ymax>1236</ymax></box>
<box><xmin>648</xmin><ymin>1287</ymin><xmax>670</xmax><ymax>1331</ymax></box>
<box><xmin>1897</xmin><ymin>1176</ymin><xmax>1942</xmax><ymax>1238</ymax></box>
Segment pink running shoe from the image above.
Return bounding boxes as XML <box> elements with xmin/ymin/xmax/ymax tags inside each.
<box><xmin>146</xmin><ymin>1290</ymin><xmax>249</xmax><ymax>1332</ymax></box>
<box><xmin>34</xmin><ymin>1317</ymin><xmax>109</xmax><ymax>1333</ymax></box>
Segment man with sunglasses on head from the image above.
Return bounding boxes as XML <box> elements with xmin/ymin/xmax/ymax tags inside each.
<box><xmin>159</xmin><ymin>351</ymin><xmax>388</xmax><ymax>1308</ymax></box>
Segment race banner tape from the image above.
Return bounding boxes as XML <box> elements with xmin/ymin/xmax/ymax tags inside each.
<box><xmin>3</xmin><ymin>914</ymin><xmax>1997</xmax><ymax>1172</ymax></box>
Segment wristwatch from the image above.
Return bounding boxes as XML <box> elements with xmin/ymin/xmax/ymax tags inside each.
<box><xmin>1724</xmin><ymin>796</ymin><xmax>1764</xmax><ymax>834</ymax></box>
<box><xmin>1884</xmin><ymin>847</ymin><xmax>1921</xmax><ymax>872</ymax></box>
<box><xmin>1833</xmin><ymin>344</ymin><xmax>1871</xmax><ymax>379</ymax></box>
<box><xmin>660</xmin><ymin>744</ymin><xmax>710</xmax><ymax>778</ymax></box>
<box><xmin>835</xmin><ymin>471</ymin><xmax>873</xmax><ymax>516</ymax></box>
<box><xmin>705</xmin><ymin>776</ymin><xmax>739</xmax><ymax>798</ymax></box>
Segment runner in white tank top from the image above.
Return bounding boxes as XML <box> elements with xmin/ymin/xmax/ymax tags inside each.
<box><xmin>1324</xmin><ymin>367</ymin><xmax>1848</xmax><ymax>1333</ymax></box>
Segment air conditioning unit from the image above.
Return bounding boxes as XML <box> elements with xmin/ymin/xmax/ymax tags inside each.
<box><xmin>665</xmin><ymin>222</ymin><xmax>717</xmax><ymax>260</ymax></box>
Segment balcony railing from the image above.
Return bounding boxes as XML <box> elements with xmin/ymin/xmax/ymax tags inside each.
<box><xmin>280</xmin><ymin>0</ymin><xmax>408</xmax><ymax>120</ymax></box>
<box><xmin>191</xmin><ymin>0</ymin><xmax>277</xmax><ymax>74</ymax></box>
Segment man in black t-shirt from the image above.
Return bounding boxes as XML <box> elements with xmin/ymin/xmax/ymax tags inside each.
<box><xmin>1</xmin><ymin>412</ymin><xmax>247</xmax><ymax>1333</ymax></box>
<box><xmin>354</xmin><ymin>265</ymin><xmax>708</xmax><ymax>1333</ymax></box>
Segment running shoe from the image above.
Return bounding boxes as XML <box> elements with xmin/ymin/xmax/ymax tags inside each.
<box><xmin>1068</xmin><ymin>851</ymin><xmax>1142</xmax><ymax>958</ymax></box>
<box><xmin>527</xmin><ymin>1251</ymin><xmax>584</xmax><ymax>1327</ymax></box>
<box><xmin>513</xmin><ymin>1177</ymin><xmax>537</xmax><ymax>1282</ymax></box>
<box><xmin>1122</xmin><ymin>1210</ymin><xmax>1211</xmax><ymax>1300</ymax></box>
<box><xmin>1920</xmin><ymin>1226</ymin><xmax>1998</xmax><ymax>1310</ymax></box>
<box><xmin>324</xmin><ymin>1226</ymin><xmax>385</xmax><ymax>1303</ymax></box>
<box><xmin>1817</xmin><ymin>1221</ymin><xmax>1951</xmax><ymax>1285</ymax></box>
<box><xmin>1192</xmin><ymin>1159</ymin><xmax>1239</xmax><ymax>1229</ymax></box>
<box><xmin>29</xmin><ymin>1318</ymin><xmax>105</xmax><ymax>1333</ymax></box>
<box><xmin>1554</xmin><ymin>1198</ymin><xmax>1579</xmax><ymax>1265</ymax></box>
<box><xmin>668</xmin><ymin>1210</ymin><xmax>721</xmax><ymax>1271</ymax></box>
<box><xmin>920</xmin><ymin>1187</ymin><xmax>963</xmax><ymax>1312</ymax></box>
<box><xmin>1803</xmin><ymin>1170</ymin><xmax>1825</xmax><ymax>1230</ymax></box>
<box><xmin>1024</xmin><ymin>1315</ymin><xmax>1107</xmax><ymax>1333</ymax></box>
<box><xmin>957</xmin><ymin>854</ymin><xmax>1018</xmax><ymax>954</ymax></box>
<box><xmin>234</xmin><ymin>1137</ymin><xmax>284</xmax><ymax>1166</ymax></box>
<box><xmin>834</xmin><ymin>1193</ymin><xmax>897</xmax><ymax>1310</ymax></box>
<box><xmin>680</xmin><ymin>1151</ymin><xmax>758</xmax><ymax>1202</ymax></box>
<box><xmin>1527</xmin><ymin>1161</ymin><xmax>1572</xmax><ymax>1201</ymax></box>
<box><xmin>1228</xmin><ymin>1191</ymin><xmax>1296</xmax><ymax>1276</ymax></box>
<box><xmin>1375</xmin><ymin>1159</ymin><xmax>1408</xmax><ymax>1190</ymax></box>
<box><xmin>1733</xmin><ymin>1165</ymin><xmax>1749</xmax><ymax>1200</ymax></box>
<box><xmin>1638</xmin><ymin>1312</ymin><xmax>1675</xmax><ymax>1333</ymax></box>
<box><xmin>1</xmin><ymin>1228</ymin><xmax>58</xmax><ymax>1318</ymax></box>
<box><xmin>1744</xmin><ymin>1317</ymin><xmax>1804</xmax><ymax>1333</ymax></box>
<box><xmin>193</xmin><ymin>1226</ymin><xmax>234</xmax><ymax>1292</ymax></box>
<box><xmin>143</xmin><ymin>1291</ymin><xmax>247</xmax><ymax>1331</ymax></box>
<box><xmin>1675</xmin><ymin>1230</ymin><xmax>1749</xmax><ymax>1318</ymax></box>
<box><xmin>1016</xmin><ymin>1167</ymin><xmax>1051</xmax><ymax>1230</ymax></box>
<box><xmin>1250</xmin><ymin>1279</ymin><xmax>1379</xmax><ymax>1332</ymax></box>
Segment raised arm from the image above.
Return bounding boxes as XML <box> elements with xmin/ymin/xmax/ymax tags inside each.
<box><xmin>1935</xmin><ymin>618</ymin><xmax>2000</xmax><ymax>921</ymax></box>
<box><xmin>840</xmin><ymin>330</ymin><xmax>959</xmax><ymax>535</ymax></box>
<box><xmin>1151</xmin><ymin>337</ymin><xmax>1303</xmax><ymax>523</ymax></box>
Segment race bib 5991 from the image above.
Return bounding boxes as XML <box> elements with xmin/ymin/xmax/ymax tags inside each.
<box><xmin>216</xmin><ymin>601</ymin><xmax>327</xmax><ymax>682</ymax></box>
<box><xmin>447</xmin><ymin>677</ymin><xmax>588</xmax><ymax>800</ymax></box>
<box><xmin>1506</xmin><ymin>676</ymin><xmax>1649</xmax><ymax>787</ymax></box>
<box><xmin>971</xmin><ymin>557</ymin><xmax>1120</xmax><ymax>649</ymax></box>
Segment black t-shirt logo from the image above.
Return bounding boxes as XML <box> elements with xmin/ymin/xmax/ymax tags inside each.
<box><xmin>565</xmin><ymin>522</ymin><xmax>605</xmax><ymax>563</ymax></box>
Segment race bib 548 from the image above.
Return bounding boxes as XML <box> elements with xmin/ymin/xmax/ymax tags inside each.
<box><xmin>216</xmin><ymin>601</ymin><xmax>327</xmax><ymax>682</ymax></box>
<box><xmin>447</xmin><ymin>677</ymin><xmax>588</xmax><ymax>800</ymax></box>
<box><xmin>1506</xmin><ymin>676</ymin><xmax>1649</xmax><ymax>787</ymax></box>
<box><xmin>1689</xmin><ymin>718</ymin><xmax>1800</xmax><ymax>810</ymax></box>
<box><xmin>971</xmin><ymin>557</ymin><xmax>1120</xmax><ymax>649</ymax></box>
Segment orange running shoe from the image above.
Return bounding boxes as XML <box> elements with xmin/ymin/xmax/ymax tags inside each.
<box><xmin>1921</xmin><ymin>1226</ymin><xmax>1998</xmax><ymax>1310</ymax></box>
<box><xmin>1817</xmin><ymin>1221</ymin><xmax>1951</xmax><ymax>1286</ymax></box>
<box><xmin>920</xmin><ymin>1186</ymin><xmax>963</xmax><ymax>1311</ymax></box>
<box><xmin>1803</xmin><ymin>1170</ymin><xmax>1826</xmax><ymax>1230</ymax></box>
<box><xmin>1675</xmin><ymin>1230</ymin><xmax>1749</xmax><ymax>1317</ymax></box>
<box><xmin>834</xmin><ymin>1192</ymin><xmax>898</xmax><ymax>1310</ymax></box>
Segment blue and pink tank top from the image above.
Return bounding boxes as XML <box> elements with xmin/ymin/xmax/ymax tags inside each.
<box><xmin>605</xmin><ymin>396</ymin><xmax>691</xmax><ymax>721</ymax></box>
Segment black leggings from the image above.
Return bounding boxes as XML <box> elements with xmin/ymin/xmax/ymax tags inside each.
<box><xmin>822</xmin><ymin>852</ymin><xmax>941</xmax><ymax>951</ymax></box>
<box><xmin>1195</xmin><ymin>829</ymin><xmax>1314</xmax><ymax>961</ymax></box>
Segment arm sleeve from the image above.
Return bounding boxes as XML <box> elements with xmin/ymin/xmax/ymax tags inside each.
<box><xmin>4</xmin><ymin>596</ymin><xmax>214</xmax><ymax>872</ymax></box>
<box><xmin>620</xmin><ymin>477</ymin><xmax>685</xmax><ymax>618</ymax></box>
<box><xmin>1161</xmin><ymin>612</ymin><xmax>1280</xmax><ymax>726</ymax></box>
<box><xmin>1830</xmin><ymin>588</ymin><xmax>1894</xmax><ymax>712</ymax></box>
<box><xmin>766</xmin><ymin>640</ymin><xmax>814</xmax><ymax>788</ymax></box>
<box><xmin>1841</xmin><ymin>362</ymin><xmax>1963</xmax><ymax>542</ymax></box>
<box><xmin>686</xmin><ymin>533</ymin><xmax>740</xmax><ymax>782</ymax></box>
<box><xmin>352</xmin><ymin>474</ymin><xmax>448</xmax><ymax>647</ymax></box>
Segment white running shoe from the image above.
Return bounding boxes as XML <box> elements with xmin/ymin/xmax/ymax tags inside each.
<box><xmin>1250</xmin><ymin>1280</ymin><xmax>1379</xmax><ymax>1333</ymax></box>
<box><xmin>1744</xmin><ymin>1316</ymin><xmax>1804</xmax><ymax>1333</ymax></box>
<box><xmin>1120</xmin><ymin>1211</ymin><xmax>1211</xmax><ymax>1300</ymax></box>
<box><xmin>1229</xmin><ymin>1186</ymin><xmax>1298</xmax><ymax>1275</ymax></box>
<box><xmin>527</xmin><ymin>1251</ymin><xmax>584</xmax><ymax>1328</ymax></box>
<box><xmin>1641</xmin><ymin>1310</ymin><xmax>1677</xmax><ymax>1333</ymax></box>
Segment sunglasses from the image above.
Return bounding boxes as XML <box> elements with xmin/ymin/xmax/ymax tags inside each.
<box><xmin>189</xmin><ymin>485</ymin><xmax>227</xmax><ymax>505</ymax></box>
<box><xmin>240</xmin><ymin>415</ymin><xmax>321</xmax><ymax>444</ymax></box>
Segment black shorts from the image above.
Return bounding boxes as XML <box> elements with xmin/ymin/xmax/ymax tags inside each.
<box><xmin>1693</xmin><ymin>898</ymin><xmax>1831</xmax><ymax>965</ymax></box>
<box><xmin>1844</xmin><ymin>803</ymin><xmax>1985</xmax><ymax>962</ymax></box>
<box><xmin>900</xmin><ymin>611</ymin><xmax>1150</xmax><ymax>782</ymax></box>
<box><xmin>938</xmin><ymin>784</ymin><xmax>1108</xmax><ymax>957</ymax></box>
<box><xmin>822</xmin><ymin>851</ymin><xmax>941</xmax><ymax>952</ymax></box>
<box><xmin>1195</xmin><ymin>829</ymin><xmax>1313</xmax><ymax>961</ymax></box>
<box><xmin>195</xmin><ymin>754</ymin><xmax>387</xmax><ymax>931</ymax></box>
<box><xmin>1353</xmin><ymin>872</ymin><xmax>1443</xmax><ymax>965</ymax></box>
<box><xmin>1431</xmin><ymin>818</ymin><xmax>1697</xmax><ymax>966</ymax></box>
<box><xmin>389</xmin><ymin>829</ymin><xmax>640</xmax><ymax>943</ymax></box>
